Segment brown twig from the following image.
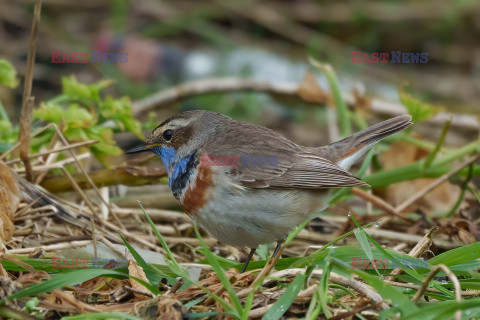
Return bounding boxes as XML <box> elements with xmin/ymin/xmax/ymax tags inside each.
<box><xmin>2</xmin><ymin>255</ymin><xmax>36</xmax><ymax>273</ymax></box>
<box><xmin>7</xmin><ymin>240</ymin><xmax>92</xmax><ymax>254</ymax></box>
<box><xmin>351</xmin><ymin>187</ymin><xmax>413</xmax><ymax>222</ymax></box>
<box><xmin>18</xmin><ymin>0</ymin><xmax>42</xmax><ymax>182</ymax></box>
<box><xmin>51</xmin><ymin>289</ymin><xmax>100</xmax><ymax>313</ymax></box>
<box><xmin>133</xmin><ymin>77</ymin><xmax>298</xmax><ymax>116</ymax></box>
<box><xmin>414</xmin><ymin>265</ymin><xmax>462</xmax><ymax>303</ymax></box>
<box><xmin>247</xmin><ymin>268</ymin><xmax>389</xmax><ymax>317</ymax></box>
<box><xmin>0</xmin><ymin>306</ymin><xmax>42</xmax><ymax>320</ymax></box>
<box><xmin>412</xmin><ymin>264</ymin><xmax>462</xmax><ymax>320</ymax></box>
<box><xmin>41</xmin><ymin>123</ymin><xmax>125</xmax><ymax>228</ymax></box>
<box><xmin>97</xmin><ymin>235</ymin><xmax>127</xmax><ymax>258</ymax></box>
<box><xmin>384</xmin><ymin>279</ymin><xmax>480</xmax><ymax>296</ymax></box>
<box><xmin>251</xmin><ymin>242</ymin><xmax>285</xmax><ymax>287</ymax></box>
<box><xmin>0</xmin><ymin>124</ymin><xmax>57</xmax><ymax>161</ymax></box>
<box><xmin>395</xmin><ymin>154</ymin><xmax>480</xmax><ymax>212</ymax></box>
<box><xmin>385</xmin><ymin>226</ymin><xmax>438</xmax><ymax>281</ymax></box>
<box><xmin>122</xmin><ymin>285</ymin><xmax>154</xmax><ymax>298</ymax></box>
<box><xmin>132</xmin><ymin>78</ymin><xmax>478</xmax><ymax>132</ymax></box>
<box><xmin>6</xmin><ymin>140</ymin><xmax>98</xmax><ymax>165</ymax></box>
<box><xmin>40</xmin><ymin>165</ymin><xmax>167</xmax><ymax>193</ymax></box>
<box><xmin>54</xmin><ymin>166</ymin><xmax>97</xmax><ymax>219</ymax></box>
<box><xmin>19</xmin><ymin>97</ymin><xmax>35</xmax><ymax>182</ymax></box>
<box><xmin>330</xmin><ymin>301</ymin><xmax>378</xmax><ymax>320</ymax></box>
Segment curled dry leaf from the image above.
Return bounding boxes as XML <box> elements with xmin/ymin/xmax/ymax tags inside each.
<box><xmin>0</xmin><ymin>160</ymin><xmax>19</xmax><ymax>242</ymax></box>
<box><xmin>441</xmin><ymin>218</ymin><xmax>478</xmax><ymax>244</ymax></box>
<box><xmin>297</xmin><ymin>71</ymin><xmax>331</xmax><ymax>105</ymax></box>
<box><xmin>352</xmin><ymin>88</ymin><xmax>371</xmax><ymax>114</ymax></box>
<box><xmin>17</xmin><ymin>270</ymin><xmax>50</xmax><ymax>286</ymax></box>
<box><xmin>128</xmin><ymin>260</ymin><xmax>150</xmax><ymax>300</ymax></box>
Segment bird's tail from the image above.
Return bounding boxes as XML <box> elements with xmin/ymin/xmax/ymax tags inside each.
<box><xmin>320</xmin><ymin>115</ymin><xmax>413</xmax><ymax>170</ymax></box>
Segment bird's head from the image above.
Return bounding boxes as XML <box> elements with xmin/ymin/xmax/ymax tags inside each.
<box><xmin>127</xmin><ymin>110</ymin><xmax>228</xmax><ymax>168</ymax></box>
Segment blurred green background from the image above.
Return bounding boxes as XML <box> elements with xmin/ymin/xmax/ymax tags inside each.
<box><xmin>0</xmin><ymin>0</ymin><xmax>479</xmax><ymax>131</ymax></box>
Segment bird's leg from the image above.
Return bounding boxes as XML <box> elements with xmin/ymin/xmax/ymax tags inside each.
<box><xmin>271</xmin><ymin>241</ymin><xmax>283</xmax><ymax>259</ymax></box>
<box><xmin>241</xmin><ymin>247</ymin><xmax>257</xmax><ymax>273</ymax></box>
<box><xmin>251</xmin><ymin>240</ymin><xmax>285</xmax><ymax>286</ymax></box>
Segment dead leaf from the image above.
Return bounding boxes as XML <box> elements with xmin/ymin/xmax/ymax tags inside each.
<box><xmin>0</xmin><ymin>160</ymin><xmax>19</xmax><ymax>242</ymax></box>
<box><xmin>441</xmin><ymin>217</ymin><xmax>478</xmax><ymax>244</ymax></box>
<box><xmin>50</xmin><ymin>289</ymin><xmax>99</xmax><ymax>313</ymax></box>
<box><xmin>297</xmin><ymin>71</ymin><xmax>331</xmax><ymax>105</ymax></box>
<box><xmin>352</xmin><ymin>88</ymin><xmax>371</xmax><ymax>114</ymax></box>
<box><xmin>0</xmin><ymin>276</ymin><xmax>22</xmax><ymax>299</ymax></box>
<box><xmin>381</xmin><ymin>141</ymin><xmax>460</xmax><ymax>213</ymax></box>
<box><xmin>17</xmin><ymin>270</ymin><xmax>50</xmax><ymax>286</ymax></box>
<box><xmin>128</xmin><ymin>260</ymin><xmax>150</xmax><ymax>300</ymax></box>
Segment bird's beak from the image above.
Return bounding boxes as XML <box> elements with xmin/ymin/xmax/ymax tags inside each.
<box><xmin>126</xmin><ymin>143</ymin><xmax>153</xmax><ymax>154</ymax></box>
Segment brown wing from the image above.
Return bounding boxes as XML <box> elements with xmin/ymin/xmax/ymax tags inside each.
<box><xmin>263</xmin><ymin>152</ymin><xmax>368</xmax><ymax>189</ymax></box>
<box><xmin>201</xmin><ymin>118</ymin><xmax>367</xmax><ymax>189</ymax></box>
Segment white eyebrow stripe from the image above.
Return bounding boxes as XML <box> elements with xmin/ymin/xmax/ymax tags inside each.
<box><xmin>152</xmin><ymin>118</ymin><xmax>193</xmax><ymax>137</ymax></box>
<box><xmin>170</xmin><ymin>119</ymin><xmax>193</xmax><ymax>128</ymax></box>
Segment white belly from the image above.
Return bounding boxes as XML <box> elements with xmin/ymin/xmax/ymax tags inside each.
<box><xmin>191</xmin><ymin>183</ymin><xmax>330</xmax><ymax>248</ymax></box>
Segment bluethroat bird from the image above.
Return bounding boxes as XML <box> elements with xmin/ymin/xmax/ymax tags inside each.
<box><xmin>127</xmin><ymin>110</ymin><xmax>412</xmax><ymax>272</ymax></box>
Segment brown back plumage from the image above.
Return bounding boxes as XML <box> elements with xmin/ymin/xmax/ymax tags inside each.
<box><xmin>144</xmin><ymin>110</ymin><xmax>412</xmax><ymax>190</ymax></box>
<box><xmin>201</xmin><ymin>114</ymin><xmax>368</xmax><ymax>189</ymax></box>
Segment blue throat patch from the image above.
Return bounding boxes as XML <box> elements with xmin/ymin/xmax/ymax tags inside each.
<box><xmin>152</xmin><ymin>147</ymin><xmax>197</xmax><ymax>199</ymax></box>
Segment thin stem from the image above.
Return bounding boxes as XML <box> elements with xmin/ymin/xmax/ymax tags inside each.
<box><xmin>424</xmin><ymin>118</ymin><xmax>451</xmax><ymax>169</ymax></box>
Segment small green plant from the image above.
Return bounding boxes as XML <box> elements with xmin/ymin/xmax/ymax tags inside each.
<box><xmin>399</xmin><ymin>90</ymin><xmax>443</xmax><ymax>123</ymax></box>
<box><xmin>33</xmin><ymin>76</ymin><xmax>143</xmax><ymax>166</ymax></box>
<box><xmin>0</xmin><ymin>59</ymin><xmax>19</xmax><ymax>89</ymax></box>
<box><xmin>0</xmin><ymin>59</ymin><xmax>19</xmax><ymax>153</ymax></box>
<box><xmin>0</xmin><ymin>58</ymin><xmax>144</xmax><ymax>166</ymax></box>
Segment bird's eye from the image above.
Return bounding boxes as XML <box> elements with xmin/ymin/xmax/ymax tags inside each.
<box><xmin>163</xmin><ymin>129</ymin><xmax>173</xmax><ymax>141</ymax></box>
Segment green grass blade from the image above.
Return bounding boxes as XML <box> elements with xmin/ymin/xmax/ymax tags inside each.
<box><xmin>349</xmin><ymin>215</ymin><xmax>455</xmax><ymax>299</ymax></box>
<box><xmin>423</xmin><ymin>119</ymin><xmax>451</xmax><ymax>169</ymax></box>
<box><xmin>262</xmin><ymin>273</ymin><xmax>306</xmax><ymax>320</ymax></box>
<box><xmin>332</xmin><ymin>259</ymin><xmax>419</xmax><ymax>316</ymax></box>
<box><xmin>118</xmin><ymin>233</ymin><xmax>167</xmax><ymax>290</ymax></box>
<box><xmin>6</xmin><ymin>269</ymin><xmax>126</xmax><ymax>300</ymax></box>
<box><xmin>140</xmin><ymin>202</ymin><xmax>189</xmax><ymax>279</ymax></box>
<box><xmin>293</xmin><ymin>221</ymin><xmax>377</xmax><ymax>268</ymax></box>
<box><xmin>428</xmin><ymin>242</ymin><xmax>480</xmax><ymax>266</ymax></box>
<box><xmin>193</xmin><ymin>224</ymin><xmax>242</xmax><ymax>318</ymax></box>
<box><xmin>61</xmin><ymin>312</ymin><xmax>143</xmax><ymax>320</ymax></box>
<box><xmin>241</xmin><ymin>280</ymin><xmax>263</xmax><ymax>320</ymax></box>
<box><xmin>305</xmin><ymin>289</ymin><xmax>320</xmax><ymax>320</ymax></box>
<box><xmin>308</xmin><ymin>57</ymin><xmax>351</xmax><ymax>138</ymax></box>
<box><xmin>401</xmin><ymin>297</ymin><xmax>480</xmax><ymax>320</ymax></box>
<box><xmin>354</xmin><ymin>225</ymin><xmax>381</xmax><ymax>278</ymax></box>
<box><xmin>184</xmin><ymin>298</ymin><xmax>205</xmax><ymax>309</ymax></box>
<box><xmin>318</xmin><ymin>253</ymin><xmax>332</xmax><ymax>318</ymax></box>
<box><xmin>186</xmin><ymin>311</ymin><xmax>224</xmax><ymax>319</ymax></box>
<box><xmin>286</xmin><ymin>219</ymin><xmax>310</xmax><ymax>244</ymax></box>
